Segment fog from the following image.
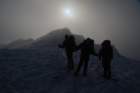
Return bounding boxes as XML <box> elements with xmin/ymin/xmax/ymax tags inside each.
<box><xmin>0</xmin><ymin>0</ymin><xmax>140</xmax><ymax>60</ymax></box>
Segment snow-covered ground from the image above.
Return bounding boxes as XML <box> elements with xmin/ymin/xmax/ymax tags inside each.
<box><xmin>0</xmin><ymin>48</ymin><xmax>140</xmax><ymax>93</ymax></box>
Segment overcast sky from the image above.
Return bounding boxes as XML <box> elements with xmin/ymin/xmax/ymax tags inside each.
<box><xmin>0</xmin><ymin>0</ymin><xmax>140</xmax><ymax>60</ymax></box>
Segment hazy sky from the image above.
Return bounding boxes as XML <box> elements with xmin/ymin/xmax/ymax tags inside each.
<box><xmin>1</xmin><ymin>0</ymin><xmax>140</xmax><ymax>60</ymax></box>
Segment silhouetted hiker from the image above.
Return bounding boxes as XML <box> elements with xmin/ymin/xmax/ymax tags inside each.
<box><xmin>59</xmin><ymin>35</ymin><xmax>76</xmax><ymax>71</ymax></box>
<box><xmin>99</xmin><ymin>40</ymin><xmax>113</xmax><ymax>79</ymax></box>
<box><xmin>74</xmin><ymin>38</ymin><xmax>97</xmax><ymax>76</ymax></box>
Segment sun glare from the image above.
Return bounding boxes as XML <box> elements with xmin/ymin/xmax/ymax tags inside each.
<box><xmin>64</xmin><ymin>8</ymin><xmax>73</xmax><ymax>17</ymax></box>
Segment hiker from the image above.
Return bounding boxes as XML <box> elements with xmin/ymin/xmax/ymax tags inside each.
<box><xmin>74</xmin><ymin>38</ymin><xmax>97</xmax><ymax>76</ymax></box>
<box><xmin>99</xmin><ymin>40</ymin><xmax>113</xmax><ymax>79</ymax></box>
<box><xmin>59</xmin><ymin>35</ymin><xmax>76</xmax><ymax>71</ymax></box>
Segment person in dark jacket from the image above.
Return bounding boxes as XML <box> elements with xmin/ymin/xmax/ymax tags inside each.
<box><xmin>59</xmin><ymin>35</ymin><xmax>76</xmax><ymax>71</ymax></box>
<box><xmin>74</xmin><ymin>38</ymin><xmax>97</xmax><ymax>76</ymax></box>
<box><xmin>99</xmin><ymin>40</ymin><xmax>113</xmax><ymax>79</ymax></box>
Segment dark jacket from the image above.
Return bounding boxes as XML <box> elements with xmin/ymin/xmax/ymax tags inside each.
<box><xmin>61</xmin><ymin>35</ymin><xmax>76</xmax><ymax>53</ymax></box>
<box><xmin>99</xmin><ymin>44</ymin><xmax>113</xmax><ymax>61</ymax></box>
<box><xmin>77</xmin><ymin>38</ymin><xmax>96</xmax><ymax>56</ymax></box>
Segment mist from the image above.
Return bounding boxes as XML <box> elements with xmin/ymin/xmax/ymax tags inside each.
<box><xmin>0</xmin><ymin>0</ymin><xmax>140</xmax><ymax>60</ymax></box>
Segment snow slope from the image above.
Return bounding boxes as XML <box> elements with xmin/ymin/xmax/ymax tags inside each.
<box><xmin>3</xmin><ymin>39</ymin><xmax>34</xmax><ymax>49</ymax></box>
<box><xmin>0</xmin><ymin>48</ymin><xmax>140</xmax><ymax>93</ymax></box>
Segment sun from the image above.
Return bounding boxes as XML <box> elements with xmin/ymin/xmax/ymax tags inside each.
<box><xmin>64</xmin><ymin>8</ymin><xmax>73</xmax><ymax>17</ymax></box>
